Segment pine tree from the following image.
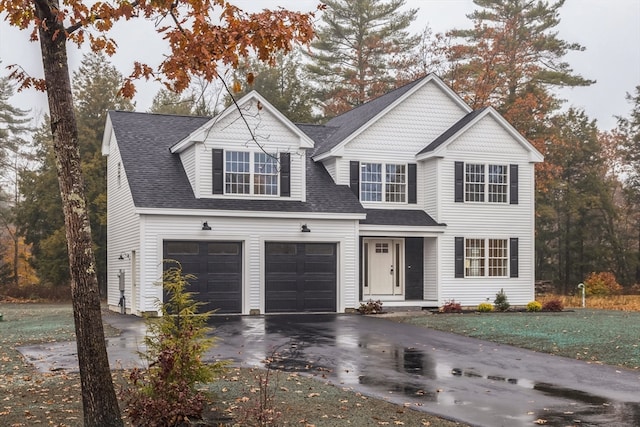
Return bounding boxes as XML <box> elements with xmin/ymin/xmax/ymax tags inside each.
<box><xmin>444</xmin><ymin>0</ymin><xmax>594</xmax><ymax>191</ymax></box>
<box><xmin>0</xmin><ymin>71</ymin><xmax>33</xmax><ymax>287</ymax></box>
<box><xmin>536</xmin><ymin>109</ymin><xmax>619</xmax><ymax>290</ymax></box>
<box><xmin>16</xmin><ymin>53</ymin><xmax>133</xmax><ymax>290</ymax></box>
<box><xmin>231</xmin><ymin>50</ymin><xmax>316</xmax><ymax>123</ymax></box>
<box><xmin>307</xmin><ymin>0</ymin><xmax>420</xmax><ymax>116</ymax></box>
<box><xmin>149</xmin><ymin>88</ymin><xmax>196</xmax><ymax>115</ymax></box>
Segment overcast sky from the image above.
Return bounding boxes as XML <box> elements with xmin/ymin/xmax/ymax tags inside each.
<box><xmin>1</xmin><ymin>0</ymin><xmax>638</xmax><ymax>130</ymax></box>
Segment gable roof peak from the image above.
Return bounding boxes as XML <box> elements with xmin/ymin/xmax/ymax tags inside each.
<box><xmin>311</xmin><ymin>73</ymin><xmax>472</xmax><ymax>159</ymax></box>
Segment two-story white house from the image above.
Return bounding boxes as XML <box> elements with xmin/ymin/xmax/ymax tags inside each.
<box><xmin>102</xmin><ymin>74</ymin><xmax>543</xmax><ymax>316</ymax></box>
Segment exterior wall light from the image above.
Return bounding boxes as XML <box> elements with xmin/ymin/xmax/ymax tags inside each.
<box><xmin>301</xmin><ymin>224</ymin><xmax>311</xmax><ymax>232</ymax></box>
<box><xmin>118</xmin><ymin>252</ymin><xmax>130</xmax><ymax>260</ymax></box>
<box><xmin>202</xmin><ymin>221</ymin><xmax>212</xmax><ymax>231</ymax></box>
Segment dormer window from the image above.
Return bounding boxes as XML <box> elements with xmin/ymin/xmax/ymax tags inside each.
<box><xmin>225</xmin><ymin>151</ymin><xmax>278</xmax><ymax>195</ymax></box>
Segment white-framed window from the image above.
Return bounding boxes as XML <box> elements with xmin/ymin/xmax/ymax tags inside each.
<box><xmin>488</xmin><ymin>165</ymin><xmax>508</xmax><ymax>203</ymax></box>
<box><xmin>465</xmin><ymin>238</ymin><xmax>485</xmax><ymax>277</ymax></box>
<box><xmin>253</xmin><ymin>152</ymin><xmax>278</xmax><ymax>195</ymax></box>
<box><xmin>465</xmin><ymin>238</ymin><xmax>508</xmax><ymax>277</ymax></box>
<box><xmin>361</xmin><ymin>162</ymin><xmax>406</xmax><ymax>202</ymax></box>
<box><xmin>225</xmin><ymin>151</ymin><xmax>278</xmax><ymax>195</ymax></box>
<box><xmin>488</xmin><ymin>239</ymin><xmax>508</xmax><ymax>277</ymax></box>
<box><xmin>385</xmin><ymin>164</ymin><xmax>406</xmax><ymax>202</ymax></box>
<box><xmin>465</xmin><ymin>164</ymin><xmax>485</xmax><ymax>202</ymax></box>
<box><xmin>465</xmin><ymin>163</ymin><xmax>508</xmax><ymax>203</ymax></box>
<box><xmin>361</xmin><ymin>163</ymin><xmax>382</xmax><ymax>201</ymax></box>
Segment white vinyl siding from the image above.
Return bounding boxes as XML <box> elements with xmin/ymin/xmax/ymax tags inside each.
<box><xmin>332</xmin><ymin>80</ymin><xmax>468</xmax><ymax>205</ymax></box>
<box><xmin>138</xmin><ymin>215</ymin><xmax>359</xmax><ymax>314</ymax></box>
<box><xmin>105</xmin><ymin>133</ymin><xmax>141</xmax><ymax>313</ymax></box>
<box><xmin>195</xmin><ymin>100</ymin><xmax>306</xmax><ymax>201</ymax></box>
<box><xmin>438</xmin><ymin>114</ymin><xmax>536</xmax><ymax>306</ymax></box>
<box><xmin>179</xmin><ymin>147</ymin><xmax>197</xmax><ymax>195</ymax></box>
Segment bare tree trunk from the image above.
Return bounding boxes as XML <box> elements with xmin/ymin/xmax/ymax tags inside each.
<box><xmin>34</xmin><ymin>0</ymin><xmax>123</xmax><ymax>425</ymax></box>
<box><xmin>12</xmin><ymin>156</ymin><xmax>19</xmax><ymax>287</ymax></box>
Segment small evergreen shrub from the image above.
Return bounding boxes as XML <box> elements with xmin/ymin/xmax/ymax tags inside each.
<box><xmin>493</xmin><ymin>288</ymin><xmax>510</xmax><ymax>312</ymax></box>
<box><xmin>123</xmin><ymin>260</ymin><xmax>228</xmax><ymax>427</ymax></box>
<box><xmin>477</xmin><ymin>302</ymin><xmax>494</xmax><ymax>312</ymax></box>
<box><xmin>583</xmin><ymin>271</ymin><xmax>622</xmax><ymax>296</ymax></box>
<box><xmin>542</xmin><ymin>298</ymin><xmax>564</xmax><ymax>312</ymax></box>
<box><xmin>441</xmin><ymin>299</ymin><xmax>462</xmax><ymax>313</ymax></box>
<box><xmin>358</xmin><ymin>299</ymin><xmax>383</xmax><ymax>314</ymax></box>
<box><xmin>526</xmin><ymin>301</ymin><xmax>542</xmax><ymax>312</ymax></box>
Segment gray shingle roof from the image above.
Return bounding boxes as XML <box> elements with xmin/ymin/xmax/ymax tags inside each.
<box><xmin>418</xmin><ymin>108</ymin><xmax>487</xmax><ymax>155</ymax></box>
<box><xmin>108</xmin><ymin>110</ymin><xmax>364</xmax><ymax>214</ymax></box>
<box><xmin>311</xmin><ymin>77</ymin><xmax>427</xmax><ymax>157</ymax></box>
<box><xmin>360</xmin><ymin>209</ymin><xmax>443</xmax><ymax>226</ymax></box>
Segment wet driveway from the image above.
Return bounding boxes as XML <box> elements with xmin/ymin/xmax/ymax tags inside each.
<box><xmin>19</xmin><ymin>312</ymin><xmax>640</xmax><ymax>427</ymax></box>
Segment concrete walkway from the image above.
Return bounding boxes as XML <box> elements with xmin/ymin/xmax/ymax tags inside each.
<box><xmin>19</xmin><ymin>311</ymin><xmax>640</xmax><ymax>427</ymax></box>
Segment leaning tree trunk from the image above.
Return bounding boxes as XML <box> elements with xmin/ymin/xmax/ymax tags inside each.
<box><xmin>34</xmin><ymin>0</ymin><xmax>123</xmax><ymax>425</ymax></box>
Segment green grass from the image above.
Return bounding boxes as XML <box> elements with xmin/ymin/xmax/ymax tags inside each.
<box><xmin>392</xmin><ymin>309</ymin><xmax>640</xmax><ymax>369</ymax></box>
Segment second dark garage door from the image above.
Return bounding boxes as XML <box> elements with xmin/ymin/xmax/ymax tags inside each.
<box><xmin>265</xmin><ymin>242</ymin><xmax>337</xmax><ymax>313</ymax></box>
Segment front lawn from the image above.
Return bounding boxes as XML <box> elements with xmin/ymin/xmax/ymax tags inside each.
<box><xmin>391</xmin><ymin>309</ymin><xmax>640</xmax><ymax>370</ymax></box>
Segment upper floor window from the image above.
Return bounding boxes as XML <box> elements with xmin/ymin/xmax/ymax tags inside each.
<box><xmin>225</xmin><ymin>151</ymin><xmax>278</xmax><ymax>195</ymax></box>
<box><xmin>361</xmin><ymin>162</ymin><xmax>406</xmax><ymax>202</ymax></box>
<box><xmin>464</xmin><ymin>163</ymin><xmax>508</xmax><ymax>203</ymax></box>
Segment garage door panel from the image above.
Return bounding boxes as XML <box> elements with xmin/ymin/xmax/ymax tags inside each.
<box><xmin>163</xmin><ymin>241</ymin><xmax>242</xmax><ymax>314</ymax></box>
<box><xmin>303</xmin><ymin>260</ymin><xmax>334</xmax><ymax>273</ymax></box>
<box><xmin>265</xmin><ymin>242</ymin><xmax>336</xmax><ymax>313</ymax></box>
<box><xmin>303</xmin><ymin>278</ymin><xmax>335</xmax><ymax>290</ymax></box>
<box><xmin>207</xmin><ymin>260</ymin><xmax>240</xmax><ymax>274</ymax></box>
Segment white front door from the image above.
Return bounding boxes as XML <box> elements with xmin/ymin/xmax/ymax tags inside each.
<box><xmin>364</xmin><ymin>238</ymin><xmax>404</xmax><ymax>296</ymax></box>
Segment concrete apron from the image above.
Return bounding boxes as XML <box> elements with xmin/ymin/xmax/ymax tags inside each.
<box><xmin>18</xmin><ymin>312</ymin><xmax>640</xmax><ymax>427</ymax></box>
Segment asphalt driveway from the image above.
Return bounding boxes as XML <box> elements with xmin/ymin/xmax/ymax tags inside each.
<box><xmin>19</xmin><ymin>312</ymin><xmax>640</xmax><ymax>427</ymax></box>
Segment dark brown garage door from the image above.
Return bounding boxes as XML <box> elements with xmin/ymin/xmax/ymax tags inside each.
<box><xmin>163</xmin><ymin>241</ymin><xmax>242</xmax><ymax>314</ymax></box>
<box><xmin>265</xmin><ymin>242</ymin><xmax>337</xmax><ymax>313</ymax></box>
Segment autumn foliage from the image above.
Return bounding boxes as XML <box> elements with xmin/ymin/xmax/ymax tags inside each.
<box><xmin>1</xmin><ymin>0</ymin><xmax>320</xmax><ymax>97</ymax></box>
<box><xmin>583</xmin><ymin>272</ymin><xmax>623</xmax><ymax>296</ymax></box>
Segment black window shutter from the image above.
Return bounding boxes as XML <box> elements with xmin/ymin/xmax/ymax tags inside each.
<box><xmin>455</xmin><ymin>237</ymin><xmax>464</xmax><ymax>278</ymax></box>
<box><xmin>454</xmin><ymin>161</ymin><xmax>464</xmax><ymax>202</ymax></box>
<box><xmin>280</xmin><ymin>152</ymin><xmax>290</xmax><ymax>197</ymax></box>
<box><xmin>510</xmin><ymin>164</ymin><xmax>518</xmax><ymax>204</ymax></box>
<box><xmin>350</xmin><ymin>161</ymin><xmax>360</xmax><ymax>199</ymax></box>
<box><xmin>212</xmin><ymin>148</ymin><xmax>223</xmax><ymax>194</ymax></box>
<box><xmin>510</xmin><ymin>237</ymin><xmax>519</xmax><ymax>278</ymax></box>
<box><xmin>408</xmin><ymin>163</ymin><xmax>417</xmax><ymax>204</ymax></box>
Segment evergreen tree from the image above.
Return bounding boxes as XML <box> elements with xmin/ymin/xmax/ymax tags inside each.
<box><xmin>230</xmin><ymin>50</ymin><xmax>316</xmax><ymax>123</ymax></box>
<box><xmin>149</xmin><ymin>88</ymin><xmax>196</xmax><ymax>115</ymax></box>
<box><xmin>0</xmin><ymin>71</ymin><xmax>33</xmax><ymax>287</ymax></box>
<box><xmin>307</xmin><ymin>0</ymin><xmax>420</xmax><ymax>116</ymax></box>
<box><xmin>16</xmin><ymin>53</ymin><xmax>133</xmax><ymax>290</ymax></box>
<box><xmin>0</xmin><ymin>71</ymin><xmax>31</xmax><ymax>184</ymax></box>
<box><xmin>446</xmin><ymin>0</ymin><xmax>593</xmax><ymax>110</ymax></box>
<box><xmin>617</xmin><ymin>86</ymin><xmax>640</xmax><ymax>283</ymax></box>
<box><xmin>444</xmin><ymin>0</ymin><xmax>594</xmax><ymax>191</ymax></box>
<box><xmin>75</xmin><ymin>52</ymin><xmax>134</xmax><ymax>292</ymax></box>
<box><xmin>16</xmin><ymin>119</ymin><xmax>68</xmax><ymax>286</ymax></box>
<box><xmin>536</xmin><ymin>109</ymin><xmax>620</xmax><ymax>290</ymax></box>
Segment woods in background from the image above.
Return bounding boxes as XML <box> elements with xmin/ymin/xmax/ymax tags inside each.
<box><xmin>1</xmin><ymin>0</ymin><xmax>639</xmax><ymax>297</ymax></box>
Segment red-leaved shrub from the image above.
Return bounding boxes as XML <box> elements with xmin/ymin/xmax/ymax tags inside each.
<box><xmin>542</xmin><ymin>298</ymin><xmax>564</xmax><ymax>312</ymax></box>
